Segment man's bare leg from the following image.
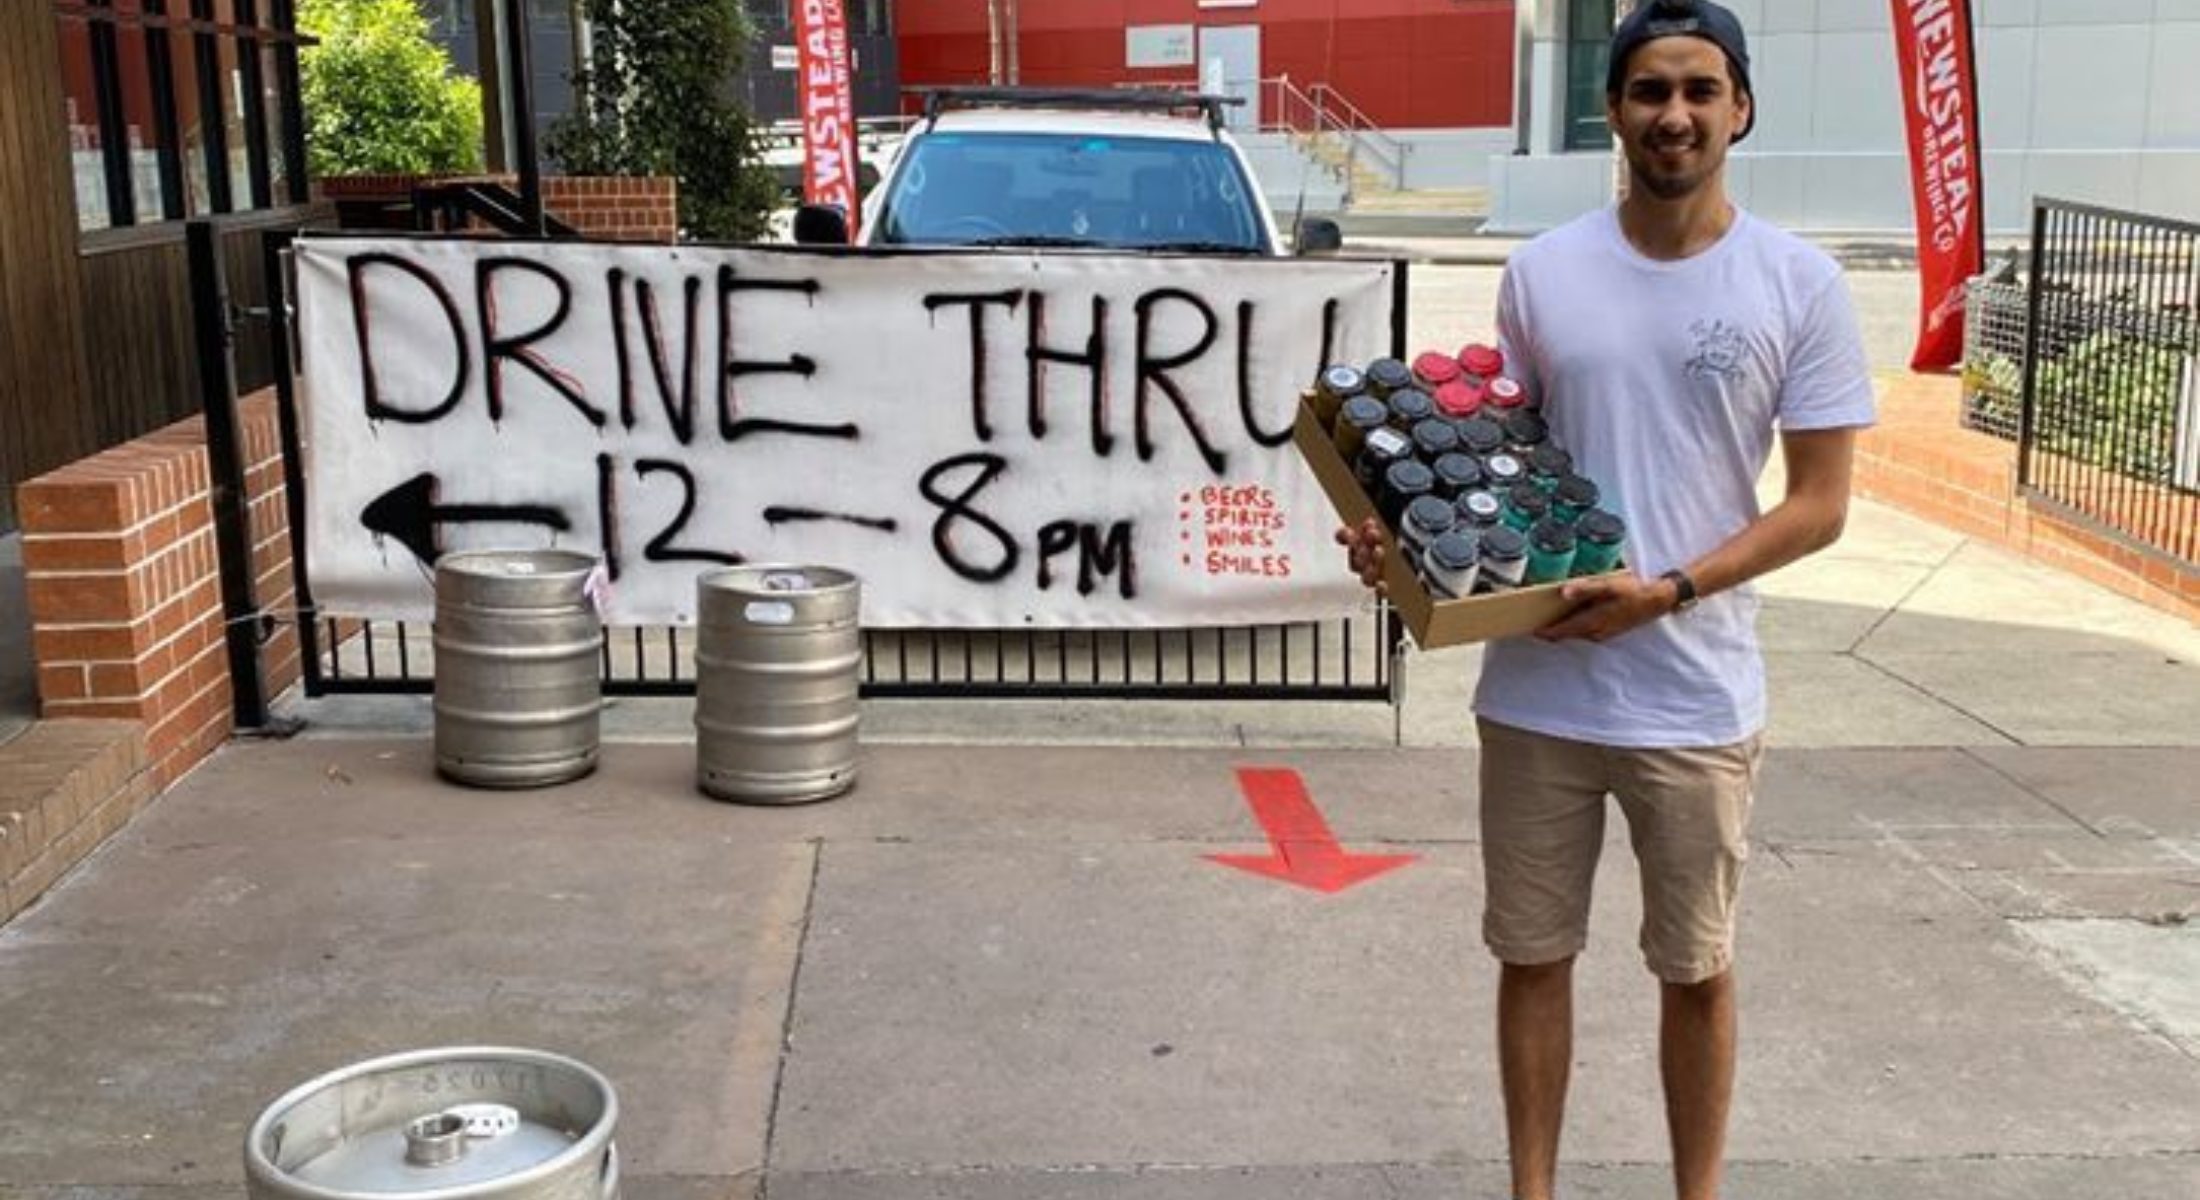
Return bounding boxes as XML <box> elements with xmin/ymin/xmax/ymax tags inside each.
<box><xmin>1499</xmin><ymin>958</ymin><xmax>1575</xmax><ymax>1200</ymax></box>
<box><xmin>1661</xmin><ymin>969</ymin><xmax>1737</xmax><ymax>1200</ymax></box>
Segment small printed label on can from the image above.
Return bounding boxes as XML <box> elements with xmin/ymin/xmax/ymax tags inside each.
<box><xmin>745</xmin><ymin>600</ymin><xmax>798</xmax><ymax>625</ymax></box>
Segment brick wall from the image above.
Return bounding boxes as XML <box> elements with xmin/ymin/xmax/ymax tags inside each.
<box><xmin>15</xmin><ymin>389</ymin><xmax>299</xmax><ymax>787</ymax></box>
<box><xmin>0</xmin><ymin>721</ymin><xmax>151</xmax><ymax>922</ymax></box>
<box><xmin>317</xmin><ymin>173</ymin><xmax>680</xmax><ymax>243</ymax></box>
<box><xmin>1855</xmin><ymin>374</ymin><xmax>2200</xmax><ymax>623</ymax></box>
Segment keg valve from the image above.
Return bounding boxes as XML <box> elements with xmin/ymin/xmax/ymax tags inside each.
<box><xmin>404</xmin><ymin>1103</ymin><xmax>521</xmax><ymax>1167</ymax></box>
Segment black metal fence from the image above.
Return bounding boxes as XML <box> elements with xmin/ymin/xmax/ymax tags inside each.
<box><xmin>263</xmin><ymin>228</ymin><xmax>1404</xmax><ymax>705</ymax></box>
<box><xmin>2020</xmin><ymin>199</ymin><xmax>2200</xmax><ymax>567</ymax></box>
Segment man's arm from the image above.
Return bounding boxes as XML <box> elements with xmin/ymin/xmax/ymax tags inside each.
<box><xmin>1534</xmin><ymin>426</ymin><xmax>1858</xmax><ymax>643</ymax></box>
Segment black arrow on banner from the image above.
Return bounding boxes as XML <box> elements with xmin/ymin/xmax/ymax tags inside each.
<box><xmin>361</xmin><ymin>472</ymin><xmax>573</xmax><ymax>567</ymax></box>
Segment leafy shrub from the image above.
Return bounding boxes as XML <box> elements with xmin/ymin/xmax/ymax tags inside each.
<box><xmin>298</xmin><ymin>0</ymin><xmax>483</xmax><ymax>176</ymax></box>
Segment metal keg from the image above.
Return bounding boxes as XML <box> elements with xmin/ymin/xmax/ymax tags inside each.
<box><xmin>695</xmin><ymin>565</ymin><xmax>861</xmax><ymax>804</ymax></box>
<box><xmin>433</xmin><ymin>550</ymin><xmax>602</xmax><ymax>788</ymax></box>
<box><xmin>243</xmin><ymin>1046</ymin><xmax>619</xmax><ymax>1200</ymax></box>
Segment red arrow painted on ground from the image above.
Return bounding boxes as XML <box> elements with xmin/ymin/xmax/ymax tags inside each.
<box><xmin>1205</xmin><ymin>767</ymin><xmax>1418</xmax><ymax>894</ymax></box>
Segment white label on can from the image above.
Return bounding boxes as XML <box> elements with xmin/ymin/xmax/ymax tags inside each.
<box><xmin>745</xmin><ymin>600</ymin><xmax>798</xmax><ymax>625</ymax></box>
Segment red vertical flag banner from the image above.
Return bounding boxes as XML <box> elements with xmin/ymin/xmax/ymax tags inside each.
<box><xmin>794</xmin><ymin>0</ymin><xmax>862</xmax><ymax>236</ymax></box>
<box><xmin>1889</xmin><ymin>0</ymin><xmax>1987</xmax><ymax>371</ymax></box>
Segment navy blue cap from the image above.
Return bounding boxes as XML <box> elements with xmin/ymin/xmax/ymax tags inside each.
<box><xmin>1607</xmin><ymin>0</ymin><xmax>1755</xmax><ymax>141</ymax></box>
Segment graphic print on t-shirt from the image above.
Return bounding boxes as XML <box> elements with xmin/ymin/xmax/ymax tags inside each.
<box><xmin>1684</xmin><ymin>317</ymin><xmax>1748</xmax><ymax>381</ymax></box>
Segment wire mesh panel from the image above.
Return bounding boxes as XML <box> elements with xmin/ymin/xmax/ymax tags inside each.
<box><xmin>1960</xmin><ymin>276</ymin><xmax>2028</xmax><ymax>440</ymax></box>
<box><xmin>2020</xmin><ymin>199</ymin><xmax>2200</xmax><ymax>567</ymax></box>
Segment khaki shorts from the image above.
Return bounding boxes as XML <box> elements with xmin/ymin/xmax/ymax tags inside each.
<box><xmin>1477</xmin><ymin>717</ymin><xmax>1763</xmax><ymax>985</ymax></box>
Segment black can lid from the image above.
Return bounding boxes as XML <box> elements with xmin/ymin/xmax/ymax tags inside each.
<box><xmin>1366</xmin><ymin>358</ymin><xmax>1414</xmax><ymax>389</ymax></box>
<box><xmin>1577</xmin><ymin>508</ymin><xmax>1626</xmax><ymax>544</ymax></box>
<box><xmin>1412</xmin><ymin>418</ymin><xmax>1460</xmax><ymax>453</ymax></box>
<box><xmin>1507</xmin><ymin>481</ymin><xmax>1550</xmax><ymax>512</ymax></box>
<box><xmin>1432</xmin><ymin>452</ymin><xmax>1485</xmax><ymax>489</ymax></box>
<box><xmin>1427</xmin><ymin>530</ymin><xmax>1480</xmax><ymax>569</ymax></box>
<box><xmin>1530</xmin><ymin>517</ymin><xmax>1578</xmax><ymax>554</ymax></box>
<box><xmin>1320</xmin><ymin>364</ymin><xmax>1366</xmax><ymax>396</ymax></box>
<box><xmin>1457</xmin><ymin>417</ymin><xmax>1506</xmax><ymax>454</ymax></box>
<box><xmin>1530</xmin><ymin>444</ymin><xmax>1574</xmax><ymax>476</ymax></box>
<box><xmin>1388</xmin><ymin>389</ymin><xmax>1435</xmax><ymax>421</ymax></box>
<box><xmin>1363</xmin><ymin>426</ymin><xmax>1413</xmax><ymax>459</ymax></box>
<box><xmin>1479</xmin><ymin>524</ymin><xmax>1528</xmax><ymax>559</ymax></box>
<box><xmin>1341</xmin><ymin>395</ymin><xmax>1389</xmax><ymax>428</ymax></box>
<box><xmin>1555</xmin><ymin>473</ymin><xmax>1601</xmax><ymax>505</ymax></box>
<box><xmin>1406</xmin><ymin>495</ymin><xmax>1456</xmax><ymax>531</ymax></box>
<box><xmin>1503</xmin><ymin>411</ymin><xmax>1549</xmax><ymax>445</ymax></box>
<box><xmin>1384</xmin><ymin>459</ymin><xmax>1436</xmax><ymax>493</ymax></box>
<box><xmin>1485</xmin><ymin>452</ymin><xmax>1525</xmax><ymax>480</ymax></box>
<box><xmin>1458</xmin><ymin>489</ymin><xmax>1503</xmax><ymax>520</ymax></box>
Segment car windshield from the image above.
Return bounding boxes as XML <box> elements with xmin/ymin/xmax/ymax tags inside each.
<box><xmin>873</xmin><ymin>131</ymin><xmax>1269</xmax><ymax>252</ymax></box>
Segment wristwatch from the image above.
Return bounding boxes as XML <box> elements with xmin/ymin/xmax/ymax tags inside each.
<box><xmin>1659</xmin><ymin>567</ymin><xmax>1700</xmax><ymax>614</ymax></box>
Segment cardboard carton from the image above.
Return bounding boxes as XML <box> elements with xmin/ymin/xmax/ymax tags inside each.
<box><xmin>1293</xmin><ymin>398</ymin><xmax>1621</xmax><ymax>649</ymax></box>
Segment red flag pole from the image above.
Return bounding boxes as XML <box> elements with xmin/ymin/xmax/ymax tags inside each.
<box><xmin>1890</xmin><ymin>0</ymin><xmax>1987</xmax><ymax>371</ymax></box>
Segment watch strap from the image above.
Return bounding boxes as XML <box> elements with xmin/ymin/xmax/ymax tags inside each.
<box><xmin>1660</xmin><ymin>567</ymin><xmax>1700</xmax><ymax>612</ymax></box>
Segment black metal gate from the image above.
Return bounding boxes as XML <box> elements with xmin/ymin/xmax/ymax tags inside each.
<box><xmin>262</xmin><ymin>229</ymin><xmax>1407</xmax><ymax>704</ymax></box>
<box><xmin>2020</xmin><ymin>199</ymin><xmax>2200</xmax><ymax>567</ymax></box>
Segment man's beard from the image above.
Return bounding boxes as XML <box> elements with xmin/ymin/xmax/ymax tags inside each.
<box><xmin>1628</xmin><ymin>136</ymin><xmax>1717</xmax><ymax>200</ymax></box>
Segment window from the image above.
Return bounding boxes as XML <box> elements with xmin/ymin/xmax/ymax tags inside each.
<box><xmin>1563</xmin><ymin>0</ymin><xmax>1615</xmax><ymax>152</ymax></box>
<box><xmin>52</xmin><ymin>0</ymin><xmax>309</xmax><ymax>231</ymax></box>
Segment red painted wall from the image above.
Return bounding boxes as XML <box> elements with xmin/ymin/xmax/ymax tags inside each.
<box><xmin>896</xmin><ymin>1</ymin><xmax>1516</xmax><ymax>129</ymax></box>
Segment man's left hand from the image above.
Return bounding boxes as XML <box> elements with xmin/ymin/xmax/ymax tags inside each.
<box><xmin>1534</xmin><ymin>574</ymin><xmax>1676</xmax><ymax>643</ymax></box>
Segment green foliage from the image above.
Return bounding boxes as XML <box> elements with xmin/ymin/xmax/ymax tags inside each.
<box><xmin>297</xmin><ymin>0</ymin><xmax>482</xmax><ymax>176</ymax></box>
<box><xmin>1968</xmin><ymin>332</ymin><xmax>2190</xmax><ymax>482</ymax></box>
<box><xmin>548</xmin><ymin>0</ymin><xmax>781</xmax><ymax>241</ymax></box>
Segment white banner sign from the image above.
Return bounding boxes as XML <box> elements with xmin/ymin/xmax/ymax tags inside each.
<box><xmin>294</xmin><ymin>238</ymin><xmax>1394</xmax><ymax>627</ymax></box>
<box><xmin>1126</xmin><ymin>24</ymin><xmax>1196</xmax><ymax>68</ymax></box>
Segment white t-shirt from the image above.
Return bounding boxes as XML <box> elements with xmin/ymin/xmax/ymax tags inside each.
<box><xmin>1475</xmin><ymin>206</ymin><xmax>1876</xmax><ymax>748</ymax></box>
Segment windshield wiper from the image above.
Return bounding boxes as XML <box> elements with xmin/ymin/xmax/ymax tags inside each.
<box><xmin>961</xmin><ymin>235</ymin><xmax>1104</xmax><ymax>248</ymax></box>
<box><xmin>1141</xmin><ymin>240</ymin><xmax>1266</xmax><ymax>256</ymax></box>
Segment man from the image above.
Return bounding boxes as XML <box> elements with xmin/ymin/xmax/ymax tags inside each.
<box><xmin>1339</xmin><ymin>3</ymin><xmax>1875</xmax><ymax>1198</ymax></box>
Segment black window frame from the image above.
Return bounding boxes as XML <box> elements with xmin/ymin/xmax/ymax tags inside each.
<box><xmin>52</xmin><ymin>0</ymin><xmax>312</xmax><ymax>232</ymax></box>
<box><xmin>1563</xmin><ymin>0</ymin><xmax>1616</xmax><ymax>152</ymax></box>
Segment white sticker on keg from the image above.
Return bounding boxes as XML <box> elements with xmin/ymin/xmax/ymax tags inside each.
<box><xmin>502</xmin><ymin>560</ymin><xmax>538</xmax><ymax>575</ymax></box>
<box><xmin>761</xmin><ymin>571</ymin><xmax>811</xmax><ymax>592</ymax></box>
<box><xmin>745</xmin><ymin>600</ymin><xmax>798</xmax><ymax>625</ymax></box>
<box><xmin>444</xmin><ymin>1103</ymin><xmax>522</xmax><ymax>1139</ymax></box>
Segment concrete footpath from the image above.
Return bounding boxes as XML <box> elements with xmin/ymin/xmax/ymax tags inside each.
<box><xmin>1</xmin><ymin>490</ymin><xmax>2197</xmax><ymax>1198</ymax></box>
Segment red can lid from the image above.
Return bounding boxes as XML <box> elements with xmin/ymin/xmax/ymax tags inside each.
<box><xmin>1412</xmin><ymin>352</ymin><xmax>1462</xmax><ymax>387</ymax></box>
<box><xmin>1485</xmin><ymin>376</ymin><xmax>1526</xmax><ymax>409</ymax></box>
<box><xmin>1458</xmin><ymin>344</ymin><xmax>1505</xmax><ymax>379</ymax></box>
<box><xmin>1432</xmin><ymin>381</ymin><xmax>1482</xmax><ymax>419</ymax></box>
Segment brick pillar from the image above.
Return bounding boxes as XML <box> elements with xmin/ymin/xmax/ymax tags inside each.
<box><xmin>15</xmin><ymin>390</ymin><xmax>300</xmax><ymax>786</ymax></box>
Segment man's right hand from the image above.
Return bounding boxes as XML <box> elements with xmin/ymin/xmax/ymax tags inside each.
<box><xmin>1333</xmin><ymin>517</ymin><xmax>1390</xmax><ymax>592</ymax></box>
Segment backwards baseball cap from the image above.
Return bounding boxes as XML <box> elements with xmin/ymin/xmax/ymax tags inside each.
<box><xmin>1606</xmin><ymin>0</ymin><xmax>1755</xmax><ymax>142</ymax></box>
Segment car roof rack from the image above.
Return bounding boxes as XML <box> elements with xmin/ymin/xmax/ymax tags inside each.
<box><xmin>911</xmin><ymin>86</ymin><xmax>1245</xmax><ymax>136</ymax></box>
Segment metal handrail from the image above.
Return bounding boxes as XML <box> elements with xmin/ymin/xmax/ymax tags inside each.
<box><xmin>1259</xmin><ymin>76</ymin><xmax>1407</xmax><ymax>192</ymax></box>
<box><xmin>1309</xmin><ymin>83</ymin><xmax>1407</xmax><ymax>184</ymax></box>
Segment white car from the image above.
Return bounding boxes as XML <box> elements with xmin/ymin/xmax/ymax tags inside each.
<box><xmin>794</xmin><ymin>88</ymin><xmax>1341</xmax><ymax>257</ymax></box>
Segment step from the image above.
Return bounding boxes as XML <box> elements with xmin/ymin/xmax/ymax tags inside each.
<box><xmin>0</xmin><ymin>719</ymin><xmax>153</xmax><ymax>924</ymax></box>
